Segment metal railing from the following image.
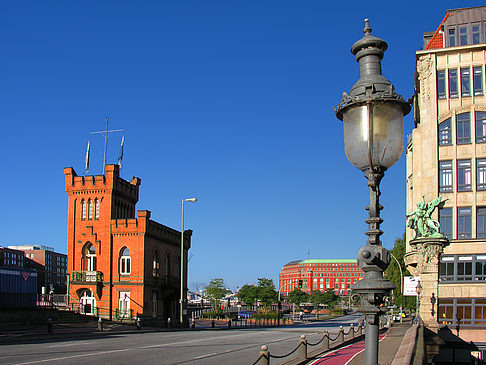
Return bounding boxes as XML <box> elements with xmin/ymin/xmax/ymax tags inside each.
<box><xmin>252</xmin><ymin>323</ymin><xmax>364</xmax><ymax>365</ymax></box>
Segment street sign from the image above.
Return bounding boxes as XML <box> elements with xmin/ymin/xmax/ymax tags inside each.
<box><xmin>403</xmin><ymin>276</ymin><xmax>421</xmax><ymax>296</ymax></box>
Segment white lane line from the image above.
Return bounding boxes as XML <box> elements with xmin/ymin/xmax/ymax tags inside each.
<box><xmin>193</xmin><ymin>353</ymin><xmax>218</xmax><ymax>360</ymax></box>
<box><xmin>12</xmin><ymin>348</ymin><xmax>133</xmax><ymax>365</ymax></box>
<box><xmin>47</xmin><ymin>341</ymin><xmax>89</xmax><ymax>348</ymax></box>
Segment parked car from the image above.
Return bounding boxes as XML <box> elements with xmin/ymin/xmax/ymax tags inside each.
<box><xmin>237</xmin><ymin>311</ymin><xmax>254</xmax><ymax>319</ymax></box>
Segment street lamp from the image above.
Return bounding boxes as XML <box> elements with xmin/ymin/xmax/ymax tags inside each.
<box><xmin>180</xmin><ymin>197</ymin><xmax>197</xmax><ymax>327</ymax></box>
<box><xmin>416</xmin><ymin>280</ymin><xmax>422</xmax><ymax>324</ymax></box>
<box><xmin>334</xmin><ymin>19</ymin><xmax>412</xmax><ymax>365</ymax></box>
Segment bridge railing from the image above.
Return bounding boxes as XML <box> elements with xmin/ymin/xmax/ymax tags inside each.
<box><xmin>252</xmin><ymin>323</ymin><xmax>367</xmax><ymax>365</ymax></box>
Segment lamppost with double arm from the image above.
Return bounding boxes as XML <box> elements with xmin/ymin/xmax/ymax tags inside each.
<box><xmin>334</xmin><ymin>19</ymin><xmax>412</xmax><ymax>365</ymax></box>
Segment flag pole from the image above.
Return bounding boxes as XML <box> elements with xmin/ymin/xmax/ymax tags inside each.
<box><xmin>87</xmin><ymin>118</ymin><xmax>124</xmax><ymax>176</ymax></box>
<box><xmin>103</xmin><ymin>117</ymin><xmax>109</xmax><ymax>175</ymax></box>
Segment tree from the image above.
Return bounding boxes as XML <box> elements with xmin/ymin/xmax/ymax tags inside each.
<box><xmin>204</xmin><ymin>278</ymin><xmax>229</xmax><ymax>308</ymax></box>
<box><xmin>237</xmin><ymin>284</ymin><xmax>258</xmax><ymax>306</ymax></box>
<box><xmin>256</xmin><ymin>278</ymin><xmax>277</xmax><ymax>307</ymax></box>
<box><xmin>384</xmin><ymin>233</ymin><xmax>416</xmax><ymax>309</ymax></box>
<box><xmin>320</xmin><ymin>289</ymin><xmax>338</xmax><ymax>308</ymax></box>
<box><xmin>287</xmin><ymin>288</ymin><xmax>309</xmax><ymax>306</ymax></box>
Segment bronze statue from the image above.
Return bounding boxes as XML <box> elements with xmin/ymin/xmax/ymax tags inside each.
<box><xmin>407</xmin><ymin>196</ymin><xmax>447</xmax><ymax>238</ymax></box>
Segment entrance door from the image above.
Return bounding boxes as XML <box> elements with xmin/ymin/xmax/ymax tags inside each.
<box><xmin>119</xmin><ymin>292</ymin><xmax>130</xmax><ymax>318</ymax></box>
<box><xmin>152</xmin><ymin>291</ymin><xmax>158</xmax><ymax>318</ymax></box>
<box><xmin>80</xmin><ymin>290</ymin><xmax>96</xmax><ymax>315</ymax></box>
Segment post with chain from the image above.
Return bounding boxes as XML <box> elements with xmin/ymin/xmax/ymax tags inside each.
<box><xmin>258</xmin><ymin>345</ymin><xmax>269</xmax><ymax>365</ymax></box>
<box><xmin>299</xmin><ymin>335</ymin><xmax>307</xmax><ymax>361</ymax></box>
<box><xmin>322</xmin><ymin>330</ymin><xmax>329</xmax><ymax>351</ymax></box>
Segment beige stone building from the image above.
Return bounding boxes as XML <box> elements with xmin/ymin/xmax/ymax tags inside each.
<box><xmin>407</xmin><ymin>6</ymin><xmax>486</xmax><ymax>345</ymax></box>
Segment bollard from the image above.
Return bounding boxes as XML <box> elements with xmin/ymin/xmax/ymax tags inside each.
<box><xmin>322</xmin><ymin>330</ymin><xmax>329</xmax><ymax>351</ymax></box>
<box><xmin>167</xmin><ymin>317</ymin><xmax>171</xmax><ymax>328</ymax></box>
<box><xmin>136</xmin><ymin>317</ymin><xmax>141</xmax><ymax>330</ymax></box>
<box><xmin>47</xmin><ymin>318</ymin><xmax>53</xmax><ymax>335</ymax></box>
<box><xmin>191</xmin><ymin>318</ymin><xmax>196</xmax><ymax>329</ymax></box>
<box><xmin>338</xmin><ymin>326</ymin><xmax>344</xmax><ymax>342</ymax></box>
<box><xmin>358</xmin><ymin>323</ymin><xmax>362</xmax><ymax>336</ymax></box>
<box><xmin>211</xmin><ymin>320</ymin><xmax>215</xmax><ymax>328</ymax></box>
<box><xmin>258</xmin><ymin>345</ymin><xmax>269</xmax><ymax>365</ymax></box>
<box><xmin>349</xmin><ymin>324</ymin><xmax>354</xmax><ymax>339</ymax></box>
<box><xmin>98</xmin><ymin>317</ymin><xmax>103</xmax><ymax>332</ymax></box>
<box><xmin>299</xmin><ymin>335</ymin><xmax>307</xmax><ymax>360</ymax></box>
<box><xmin>228</xmin><ymin>319</ymin><xmax>231</xmax><ymax>329</ymax></box>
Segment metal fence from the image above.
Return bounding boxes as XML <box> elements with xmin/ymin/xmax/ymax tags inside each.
<box><xmin>252</xmin><ymin>324</ymin><xmax>363</xmax><ymax>365</ymax></box>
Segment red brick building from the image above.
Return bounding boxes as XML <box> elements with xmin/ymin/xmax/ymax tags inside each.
<box><xmin>278</xmin><ymin>259</ymin><xmax>363</xmax><ymax>296</ymax></box>
<box><xmin>64</xmin><ymin>164</ymin><xmax>191</xmax><ymax>324</ymax></box>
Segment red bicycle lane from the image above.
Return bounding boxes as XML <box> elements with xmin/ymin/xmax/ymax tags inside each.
<box><xmin>309</xmin><ymin>335</ymin><xmax>386</xmax><ymax>365</ymax></box>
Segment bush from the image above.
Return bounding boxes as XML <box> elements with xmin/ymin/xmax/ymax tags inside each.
<box><xmin>252</xmin><ymin>311</ymin><xmax>278</xmax><ymax>320</ymax></box>
<box><xmin>201</xmin><ymin>310</ymin><xmax>225</xmax><ymax>319</ymax></box>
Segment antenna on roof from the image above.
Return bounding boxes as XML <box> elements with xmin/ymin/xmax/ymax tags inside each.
<box><xmin>85</xmin><ymin>117</ymin><xmax>125</xmax><ymax>175</ymax></box>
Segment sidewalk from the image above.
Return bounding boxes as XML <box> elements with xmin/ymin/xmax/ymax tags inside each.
<box><xmin>0</xmin><ymin>320</ymin><xmax>160</xmax><ymax>344</ymax></box>
<box><xmin>347</xmin><ymin>320</ymin><xmax>412</xmax><ymax>365</ymax></box>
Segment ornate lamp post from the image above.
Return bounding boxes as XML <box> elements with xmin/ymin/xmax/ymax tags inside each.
<box><xmin>334</xmin><ymin>19</ymin><xmax>412</xmax><ymax>365</ymax></box>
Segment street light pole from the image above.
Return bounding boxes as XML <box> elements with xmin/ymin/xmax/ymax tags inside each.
<box><xmin>388</xmin><ymin>252</ymin><xmax>404</xmax><ymax>294</ymax></box>
<box><xmin>335</xmin><ymin>19</ymin><xmax>412</xmax><ymax>365</ymax></box>
<box><xmin>180</xmin><ymin>197</ymin><xmax>197</xmax><ymax>327</ymax></box>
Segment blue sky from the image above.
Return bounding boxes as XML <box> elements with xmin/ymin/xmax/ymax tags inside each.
<box><xmin>1</xmin><ymin>1</ymin><xmax>483</xmax><ymax>292</ymax></box>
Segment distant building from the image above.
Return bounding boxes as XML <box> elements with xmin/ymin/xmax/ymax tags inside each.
<box><xmin>407</xmin><ymin>5</ymin><xmax>486</xmax><ymax>346</ymax></box>
<box><xmin>278</xmin><ymin>259</ymin><xmax>363</xmax><ymax>296</ymax></box>
<box><xmin>8</xmin><ymin>245</ymin><xmax>67</xmax><ymax>293</ymax></box>
<box><xmin>0</xmin><ymin>246</ymin><xmax>38</xmax><ymax>307</ymax></box>
<box><xmin>64</xmin><ymin>164</ymin><xmax>192</xmax><ymax>324</ymax></box>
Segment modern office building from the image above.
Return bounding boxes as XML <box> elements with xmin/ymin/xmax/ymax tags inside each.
<box><xmin>407</xmin><ymin>6</ymin><xmax>486</xmax><ymax>344</ymax></box>
<box><xmin>8</xmin><ymin>245</ymin><xmax>67</xmax><ymax>293</ymax></box>
<box><xmin>64</xmin><ymin>164</ymin><xmax>192</xmax><ymax>324</ymax></box>
<box><xmin>278</xmin><ymin>259</ymin><xmax>363</xmax><ymax>296</ymax></box>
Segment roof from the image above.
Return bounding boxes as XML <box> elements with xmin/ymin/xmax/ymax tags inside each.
<box><xmin>284</xmin><ymin>258</ymin><xmax>357</xmax><ymax>266</ymax></box>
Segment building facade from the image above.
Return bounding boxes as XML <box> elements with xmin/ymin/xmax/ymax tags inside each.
<box><xmin>278</xmin><ymin>259</ymin><xmax>363</xmax><ymax>296</ymax></box>
<box><xmin>407</xmin><ymin>6</ymin><xmax>486</xmax><ymax>344</ymax></box>
<box><xmin>64</xmin><ymin>164</ymin><xmax>192</xmax><ymax>324</ymax></box>
<box><xmin>0</xmin><ymin>246</ymin><xmax>38</xmax><ymax>307</ymax></box>
<box><xmin>8</xmin><ymin>245</ymin><xmax>67</xmax><ymax>293</ymax></box>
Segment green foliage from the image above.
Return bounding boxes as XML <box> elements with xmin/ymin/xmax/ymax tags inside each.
<box><xmin>287</xmin><ymin>288</ymin><xmax>309</xmax><ymax>305</ymax></box>
<box><xmin>204</xmin><ymin>278</ymin><xmax>230</xmax><ymax>308</ymax></box>
<box><xmin>237</xmin><ymin>284</ymin><xmax>258</xmax><ymax>306</ymax></box>
<box><xmin>310</xmin><ymin>289</ymin><xmax>338</xmax><ymax>308</ymax></box>
<box><xmin>201</xmin><ymin>310</ymin><xmax>225</xmax><ymax>319</ymax></box>
<box><xmin>237</xmin><ymin>278</ymin><xmax>277</xmax><ymax>308</ymax></box>
<box><xmin>256</xmin><ymin>278</ymin><xmax>277</xmax><ymax>307</ymax></box>
<box><xmin>384</xmin><ymin>233</ymin><xmax>416</xmax><ymax>309</ymax></box>
<box><xmin>252</xmin><ymin>311</ymin><xmax>278</xmax><ymax>320</ymax></box>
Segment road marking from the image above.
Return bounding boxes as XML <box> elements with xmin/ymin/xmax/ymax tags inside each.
<box><xmin>47</xmin><ymin>341</ymin><xmax>89</xmax><ymax>348</ymax></box>
<box><xmin>12</xmin><ymin>348</ymin><xmax>133</xmax><ymax>365</ymax></box>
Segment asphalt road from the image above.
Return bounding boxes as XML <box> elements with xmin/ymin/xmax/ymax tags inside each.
<box><xmin>0</xmin><ymin>314</ymin><xmax>362</xmax><ymax>365</ymax></box>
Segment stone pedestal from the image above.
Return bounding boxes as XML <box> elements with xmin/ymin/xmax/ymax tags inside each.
<box><xmin>404</xmin><ymin>237</ymin><xmax>449</xmax><ymax>332</ymax></box>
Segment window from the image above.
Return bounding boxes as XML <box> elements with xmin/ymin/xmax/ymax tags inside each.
<box><xmin>456</xmin><ymin>112</ymin><xmax>471</xmax><ymax>144</ymax></box>
<box><xmin>476</xmin><ymin>256</ymin><xmax>486</xmax><ymax>281</ymax></box>
<box><xmin>476</xmin><ymin>111</ymin><xmax>486</xmax><ymax>142</ymax></box>
<box><xmin>460</xmin><ymin>68</ymin><xmax>471</xmax><ymax>97</ymax></box>
<box><xmin>459</xmin><ymin>26</ymin><xmax>468</xmax><ymax>45</ymax></box>
<box><xmin>472</xmin><ymin>24</ymin><xmax>481</xmax><ymax>44</ymax></box>
<box><xmin>88</xmin><ymin>199</ymin><xmax>93</xmax><ymax>219</ymax></box>
<box><xmin>81</xmin><ymin>200</ymin><xmax>86</xmax><ymax>220</ymax></box>
<box><xmin>457</xmin><ymin>256</ymin><xmax>473</xmax><ymax>281</ymax></box>
<box><xmin>457</xmin><ymin>159</ymin><xmax>472</xmax><ymax>191</ymax></box>
<box><xmin>474</xmin><ymin>66</ymin><xmax>483</xmax><ymax>96</ymax></box>
<box><xmin>439</xmin><ymin>256</ymin><xmax>455</xmax><ymax>282</ymax></box>
<box><xmin>477</xmin><ymin>159</ymin><xmax>486</xmax><ymax>190</ymax></box>
<box><xmin>437</xmin><ymin>70</ymin><xmax>446</xmax><ymax>99</ymax></box>
<box><xmin>439</xmin><ymin>118</ymin><xmax>452</xmax><ymax>145</ymax></box>
<box><xmin>439</xmin><ymin>161</ymin><xmax>453</xmax><ymax>192</ymax></box>
<box><xmin>457</xmin><ymin>207</ymin><xmax>472</xmax><ymax>239</ymax></box>
<box><xmin>95</xmin><ymin>199</ymin><xmax>99</xmax><ymax>219</ymax></box>
<box><xmin>439</xmin><ymin>207</ymin><xmax>453</xmax><ymax>238</ymax></box>
<box><xmin>119</xmin><ymin>247</ymin><xmax>130</xmax><ymax>275</ymax></box>
<box><xmin>448</xmin><ymin>27</ymin><xmax>456</xmax><ymax>47</ymax></box>
<box><xmin>477</xmin><ymin>208</ymin><xmax>486</xmax><ymax>238</ymax></box>
<box><xmin>83</xmin><ymin>243</ymin><xmax>96</xmax><ymax>271</ymax></box>
<box><xmin>449</xmin><ymin>69</ymin><xmax>458</xmax><ymax>98</ymax></box>
<box><xmin>153</xmin><ymin>250</ymin><xmax>159</xmax><ymax>278</ymax></box>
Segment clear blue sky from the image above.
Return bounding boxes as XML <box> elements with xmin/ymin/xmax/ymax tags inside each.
<box><xmin>1</xmin><ymin>1</ymin><xmax>482</xmax><ymax>292</ymax></box>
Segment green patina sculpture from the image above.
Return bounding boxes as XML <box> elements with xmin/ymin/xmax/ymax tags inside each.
<box><xmin>407</xmin><ymin>195</ymin><xmax>447</xmax><ymax>238</ymax></box>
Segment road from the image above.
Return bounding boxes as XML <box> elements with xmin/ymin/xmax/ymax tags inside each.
<box><xmin>0</xmin><ymin>314</ymin><xmax>362</xmax><ymax>365</ymax></box>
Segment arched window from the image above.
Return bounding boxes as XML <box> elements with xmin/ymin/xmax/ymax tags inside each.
<box><xmin>81</xmin><ymin>200</ymin><xmax>86</xmax><ymax>220</ymax></box>
<box><xmin>119</xmin><ymin>247</ymin><xmax>130</xmax><ymax>275</ymax></box>
<box><xmin>438</xmin><ymin>118</ymin><xmax>452</xmax><ymax>146</ymax></box>
<box><xmin>88</xmin><ymin>199</ymin><xmax>93</xmax><ymax>219</ymax></box>
<box><xmin>82</xmin><ymin>243</ymin><xmax>96</xmax><ymax>271</ymax></box>
<box><xmin>153</xmin><ymin>250</ymin><xmax>159</xmax><ymax>278</ymax></box>
<box><xmin>95</xmin><ymin>199</ymin><xmax>100</xmax><ymax>219</ymax></box>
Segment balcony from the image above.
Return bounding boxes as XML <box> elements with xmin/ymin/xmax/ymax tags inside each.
<box><xmin>71</xmin><ymin>271</ymin><xmax>103</xmax><ymax>283</ymax></box>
